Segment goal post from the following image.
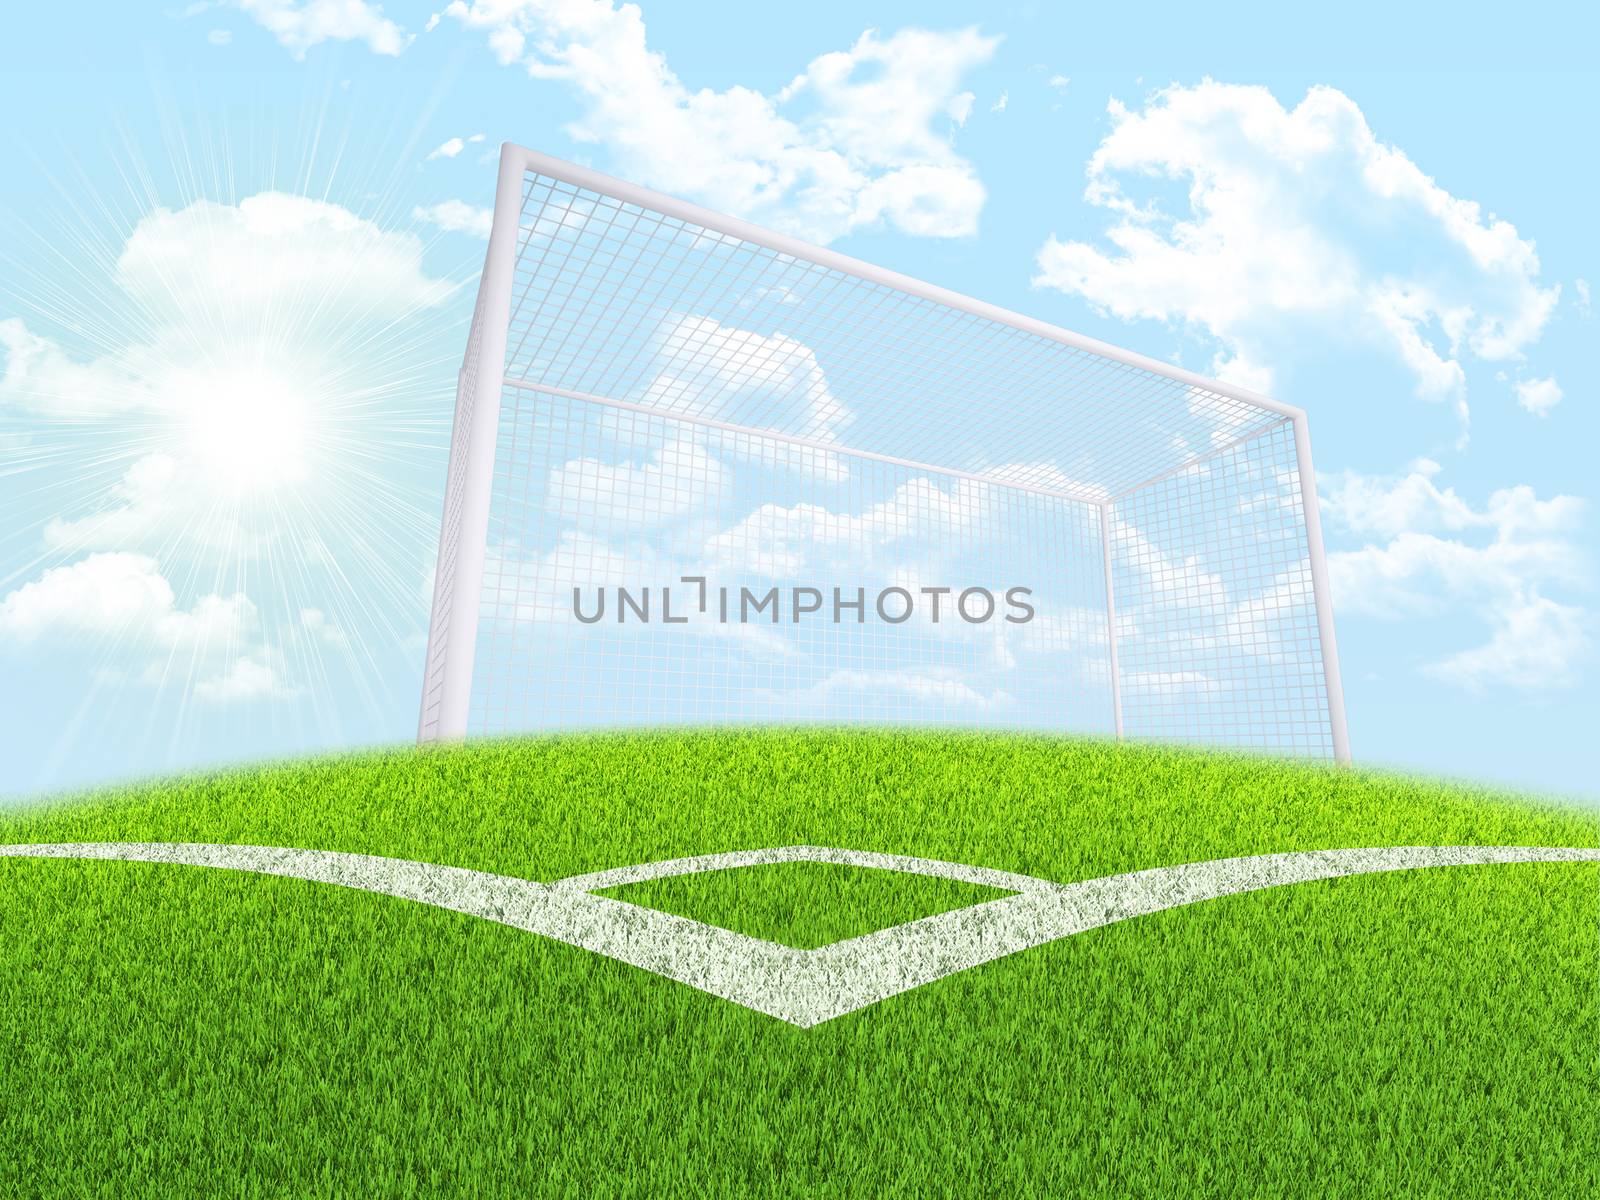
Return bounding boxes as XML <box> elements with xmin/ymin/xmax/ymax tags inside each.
<box><xmin>419</xmin><ymin>143</ymin><xmax>1351</xmax><ymax>762</ymax></box>
<box><xmin>418</xmin><ymin>144</ymin><xmax>523</xmax><ymax>742</ymax></box>
<box><xmin>1293</xmin><ymin>411</ymin><xmax>1352</xmax><ymax>761</ymax></box>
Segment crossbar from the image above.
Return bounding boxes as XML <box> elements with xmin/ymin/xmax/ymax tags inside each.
<box><xmin>511</xmin><ymin>144</ymin><xmax>1305</xmax><ymax>424</ymax></box>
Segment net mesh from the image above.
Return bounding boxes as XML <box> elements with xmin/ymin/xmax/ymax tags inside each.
<box><xmin>472</xmin><ymin>386</ymin><xmax>1113</xmax><ymax>733</ymax></box>
<box><xmin>422</xmin><ymin>155</ymin><xmax>1340</xmax><ymax>756</ymax></box>
<box><xmin>1109</xmin><ymin>421</ymin><xmax>1334</xmax><ymax>756</ymax></box>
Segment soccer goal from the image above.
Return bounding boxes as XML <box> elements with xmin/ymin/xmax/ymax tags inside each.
<box><xmin>418</xmin><ymin>144</ymin><xmax>1350</xmax><ymax>761</ymax></box>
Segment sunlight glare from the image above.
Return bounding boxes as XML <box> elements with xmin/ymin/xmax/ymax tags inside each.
<box><xmin>180</xmin><ymin>367</ymin><xmax>315</xmax><ymax>493</ymax></box>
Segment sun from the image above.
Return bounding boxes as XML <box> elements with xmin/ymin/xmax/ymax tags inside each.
<box><xmin>177</xmin><ymin>365</ymin><xmax>317</xmax><ymax>494</ymax></box>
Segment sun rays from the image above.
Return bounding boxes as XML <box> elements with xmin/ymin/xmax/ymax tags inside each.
<box><xmin>0</xmin><ymin>100</ymin><xmax>485</xmax><ymax>775</ymax></box>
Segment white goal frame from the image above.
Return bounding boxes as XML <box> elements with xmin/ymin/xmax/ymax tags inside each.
<box><xmin>419</xmin><ymin>143</ymin><xmax>1350</xmax><ymax>762</ymax></box>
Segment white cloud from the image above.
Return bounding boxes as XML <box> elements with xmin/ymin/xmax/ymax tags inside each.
<box><xmin>0</xmin><ymin>553</ymin><xmax>295</xmax><ymax>702</ymax></box>
<box><xmin>1033</xmin><ymin>82</ymin><xmax>1559</xmax><ymax>429</ymax></box>
<box><xmin>38</xmin><ymin>450</ymin><xmax>275</xmax><ymax>556</ymax></box>
<box><xmin>1</xmin><ymin>189</ymin><xmax>453</xmax><ymax>713</ymax></box>
<box><xmin>1515</xmin><ymin>376</ymin><xmax>1562</xmax><ymax>417</ymax></box>
<box><xmin>1576</xmin><ymin>278</ymin><xmax>1592</xmax><ymax>317</ymax></box>
<box><xmin>413</xmin><ymin>199</ymin><xmax>494</xmax><ymax>238</ymax></box>
<box><xmin>2</xmin><ymin>192</ymin><xmax>449</xmax><ymax>420</ymax></box>
<box><xmin>1108</xmin><ymin>512</ymin><xmax>1228</xmax><ymax>613</ymax></box>
<box><xmin>1048</xmin><ymin>74</ymin><xmax>1069</xmax><ymax>90</ymax></box>
<box><xmin>0</xmin><ymin>553</ymin><xmax>189</xmax><ymax>644</ymax></box>
<box><xmin>1329</xmin><ymin>526</ymin><xmax>1582</xmax><ymax>621</ymax></box>
<box><xmin>1222</xmin><ymin>568</ymin><xmax>1316</xmax><ymax>659</ymax></box>
<box><xmin>990</xmin><ymin>91</ymin><xmax>1008</xmax><ymax>114</ymax></box>
<box><xmin>1423</xmin><ymin>592</ymin><xmax>1588</xmax><ymax>692</ymax></box>
<box><xmin>194</xmin><ymin>654</ymin><xmax>297</xmax><ymax>702</ymax></box>
<box><xmin>547</xmin><ymin>437</ymin><xmax>727</xmax><ymax>529</ymax></box>
<box><xmin>1322</xmin><ymin>457</ymin><xmax>1583</xmax><ymax>548</ymax></box>
<box><xmin>705</xmin><ymin>475</ymin><xmax>994</xmax><ymax>579</ymax></box>
<box><xmin>644</xmin><ymin>314</ymin><xmax>851</xmax><ymax>441</ymax></box>
<box><xmin>425</xmin><ymin>132</ymin><xmax>485</xmax><ymax>161</ymax></box>
<box><xmin>0</xmin><ymin>318</ymin><xmax>148</xmax><ymax>416</ymax></box>
<box><xmin>709</xmin><ymin>432</ymin><xmax>851</xmax><ymax>484</ymax></box>
<box><xmin>593</xmin><ymin>315</ymin><xmax>852</xmax><ymax>483</ymax></box>
<box><xmin>1323</xmin><ymin>461</ymin><xmax>1589</xmax><ymax>690</ymax></box>
<box><xmin>208</xmin><ymin>28</ymin><xmax>233</xmax><ymax>44</ymax></box>
<box><xmin>117</xmin><ymin>192</ymin><xmax>451</xmax><ymax>331</ymax></box>
<box><xmin>2</xmin><ymin>191</ymin><xmax>453</xmax><ymax>553</ymax></box>
<box><xmin>42</xmin><ymin>453</ymin><xmax>207</xmax><ymax>553</ymax></box>
<box><xmin>441</xmin><ymin>4</ymin><xmax>997</xmax><ymax>243</ymax></box>
<box><xmin>1320</xmin><ymin>457</ymin><xmax>1480</xmax><ymax>540</ymax></box>
<box><xmin>234</xmin><ymin>0</ymin><xmax>411</xmax><ymax>59</ymax></box>
<box><xmin>1101</xmin><ymin>484</ymin><xmax>1327</xmax><ymax>672</ymax></box>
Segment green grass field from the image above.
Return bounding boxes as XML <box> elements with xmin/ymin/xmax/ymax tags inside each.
<box><xmin>2</xmin><ymin>729</ymin><xmax>1596</xmax><ymax>1197</ymax></box>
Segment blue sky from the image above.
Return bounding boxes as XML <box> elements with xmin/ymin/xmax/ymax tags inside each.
<box><xmin>1</xmin><ymin>1</ymin><xmax>1594</xmax><ymax>800</ymax></box>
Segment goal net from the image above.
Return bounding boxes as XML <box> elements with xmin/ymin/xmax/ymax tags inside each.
<box><xmin>419</xmin><ymin>145</ymin><xmax>1350</xmax><ymax>761</ymax></box>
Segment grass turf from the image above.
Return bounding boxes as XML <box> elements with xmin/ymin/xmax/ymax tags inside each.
<box><xmin>1</xmin><ymin>728</ymin><xmax>1596</xmax><ymax>1197</ymax></box>
<box><xmin>597</xmin><ymin>860</ymin><xmax>1016</xmax><ymax>948</ymax></box>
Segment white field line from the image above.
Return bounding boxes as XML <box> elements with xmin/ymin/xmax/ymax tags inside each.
<box><xmin>3</xmin><ymin>842</ymin><xmax>1596</xmax><ymax>1028</ymax></box>
<box><xmin>555</xmin><ymin>845</ymin><xmax>1059</xmax><ymax>894</ymax></box>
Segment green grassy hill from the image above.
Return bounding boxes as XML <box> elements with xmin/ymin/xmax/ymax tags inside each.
<box><xmin>2</xmin><ymin>730</ymin><xmax>1596</xmax><ymax>1197</ymax></box>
